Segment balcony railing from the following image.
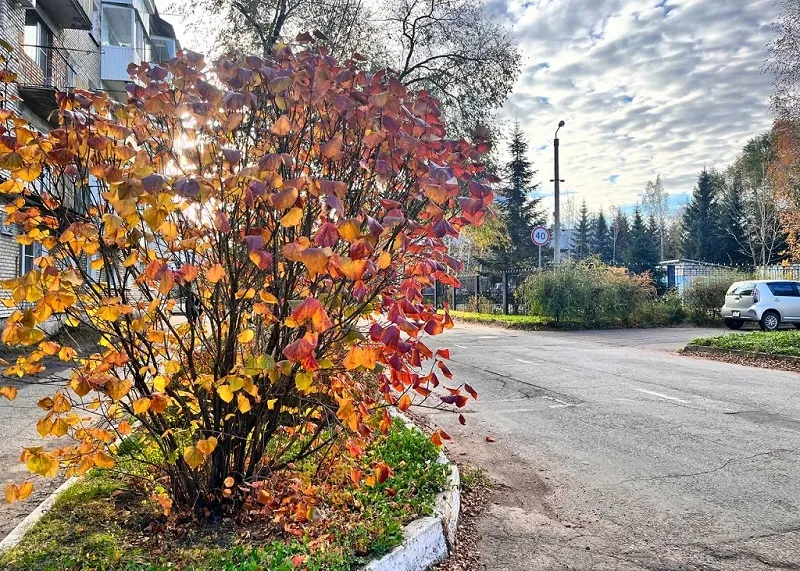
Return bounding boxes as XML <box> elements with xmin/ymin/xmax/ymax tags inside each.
<box><xmin>101</xmin><ymin>45</ymin><xmax>146</xmax><ymax>84</ymax></box>
<box><xmin>17</xmin><ymin>44</ymin><xmax>96</xmax><ymax>121</ymax></box>
<box><xmin>37</xmin><ymin>0</ymin><xmax>93</xmax><ymax>30</ymax></box>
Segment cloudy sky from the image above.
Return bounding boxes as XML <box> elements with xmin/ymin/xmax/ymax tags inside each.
<box><xmin>156</xmin><ymin>0</ymin><xmax>779</xmax><ymax>218</ymax></box>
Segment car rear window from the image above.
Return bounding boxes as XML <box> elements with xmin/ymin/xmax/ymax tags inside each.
<box><xmin>767</xmin><ymin>282</ymin><xmax>799</xmax><ymax>297</ymax></box>
<box><xmin>728</xmin><ymin>282</ymin><xmax>755</xmax><ymax>295</ymax></box>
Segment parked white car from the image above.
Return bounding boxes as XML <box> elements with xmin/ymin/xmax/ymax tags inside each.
<box><xmin>721</xmin><ymin>280</ymin><xmax>800</xmax><ymax>331</ymax></box>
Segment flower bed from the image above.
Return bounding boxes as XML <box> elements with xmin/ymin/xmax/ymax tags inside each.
<box><xmin>0</xmin><ymin>419</ymin><xmax>449</xmax><ymax>571</ymax></box>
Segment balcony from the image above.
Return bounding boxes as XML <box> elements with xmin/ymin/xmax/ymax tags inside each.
<box><xmin>17</xmin><ymin>44</ymin><xmax>94</xmax><ymax>123</ymax></box>
<box><xmin>36</xmin><ymin>0</ymin><xmax>93</xmax><ymax>30</ymax></box>
<box><xmin>101</xmin><ymin>45</ymin><xmax>143</xmax><ymax>83</ymax></box>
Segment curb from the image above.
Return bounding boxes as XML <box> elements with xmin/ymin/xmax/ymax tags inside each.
<box><xmin>363</xmin><ymin>450</ymin><xmax>460</xmax><ymax>571</ymax></box>
<box><xmin>0</xmin><ymin>476</ymin><xmax>78</xmax><ymax>553</ymax></box>
<box><xmin>682</xmin><ymin>343</ymin><xmax>800</xmax><ymax>364</ymax></box>
<box><xmin>1</xmin><ymin>420</ymin><xmax>462</xmax><ymax>571</ymax></box>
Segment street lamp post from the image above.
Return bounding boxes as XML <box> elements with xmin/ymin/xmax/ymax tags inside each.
<box><xmin>551</xmin><ymin>120</ymin><xmax>566</xmax><ymax>265</ymax></box>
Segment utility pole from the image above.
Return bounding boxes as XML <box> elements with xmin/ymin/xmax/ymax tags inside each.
<box><xmin>551</xmin><ymin>120</ymin><xmax>566</xmax><ymax>265</ymax></box>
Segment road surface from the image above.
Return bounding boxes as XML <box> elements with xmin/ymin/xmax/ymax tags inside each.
<box><xmin>422</xmin><ymin>324</ymin><xmax>800</xmax><ymax>570</ymax></box>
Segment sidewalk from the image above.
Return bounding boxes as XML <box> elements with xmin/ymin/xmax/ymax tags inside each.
<box><xmin>0</xmin><ymin>364</ymin><xmax>71</xmax><ymax>538</ymax></box>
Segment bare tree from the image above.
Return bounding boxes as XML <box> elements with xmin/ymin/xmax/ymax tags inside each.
<box><xmin>641</xmin><ymin>175</ymin><xmax>670</xmax><ymax>260</ymax></box>
<box><xmin>768</xmin><ymin>0</ymin><xmax>800</xmax><ymax>121</ymax></box>
<box><xmin>170</xmin><ymin>0</ymin><xmax>520</xmax><ymax>137</ymax></box>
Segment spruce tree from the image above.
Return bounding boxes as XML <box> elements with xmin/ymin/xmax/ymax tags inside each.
<box><xmin>593</xmin><ymin>210</ymin><xmax>612</xmax><ymax>263</ymax></box>
<box><xmin>486</xmin><ymin>122</ymin><xmax>542</xmax><ymax>269</ymax></box>
<box><xmin>574</xmin><ymin>199</ymin><xmax>591</xmax><ymax>259</ymax></box>
<box><xmin>682</xmin><ymin>169</ymin><xmax>722</xmax><ymax>262</ymax></box>
<box><xmin>625</xmin><ymin>207</ymin><xmax>660</xmax><ymax>274</ymax></box>
<box><xmin>610</xmin><ymin>208</ymin><xmax>630</xmax><ymax>265</ymax></box>
<box><xmin>647</xmin><ymin>213</ymin><xmax>662</xmax><ymax>262</ymax></box>
<box><xmin>717</xmin><ymin>168</ymin><xmax>748</xmax><ymax>265</ymax></box>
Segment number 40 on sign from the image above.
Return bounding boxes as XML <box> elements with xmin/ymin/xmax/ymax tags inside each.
<box><xmin>531</xmin><ymin>226</ymin><xmax>551</xmax><ymax>269</ymax></box>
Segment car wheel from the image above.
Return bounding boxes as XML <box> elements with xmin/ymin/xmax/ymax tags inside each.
<box><xmin>794</xmin><ymin>324</ymin><xmax>800</xmax><ymax>330</ymax></box>
<box><xmin>724</xmin><ymin>318</ymin><xmax>744</xmax><ymax>330</ymax></box>
<box><xmin>760</xmin><ymin>310</ymin><xmax>781</xmax><ymax>332</ymax></box>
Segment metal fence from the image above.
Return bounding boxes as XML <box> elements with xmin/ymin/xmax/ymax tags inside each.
<box><xmin>423</xmin><ymin>270</ymin><xmax>538</xmax><ymax>315</ymax></box>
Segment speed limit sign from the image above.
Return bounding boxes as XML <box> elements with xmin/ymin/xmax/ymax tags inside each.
<box><xmin>531</xmin><ymin>226</ymin><xmax>551</xmax><ymax>247</ymax></box>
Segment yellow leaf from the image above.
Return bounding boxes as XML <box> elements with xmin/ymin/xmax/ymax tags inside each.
<box><xmin>295</xmin><ymin>371</ymin><xmax>313</xmax><ymax>390</ymax></box>
<box><xmin>123</xmin><ymin>251</ymin><xmax>138</xmax><ymax>267</ymax></box>
<box><xmin>133</xmin><ymin>397</ymin><xmax>151</xmax><ymax>415</ymax></box>
<box><xmin>223</xmin><ymin>476</ymin><xmax>234</xmax><ymax>487</ymax></box>
<box><xmin>153</xmin><ymin>375</ymin><xmax>169</xmax><ymax>392</ymax></box>
<box><xmin>183</xmin><ymin>446</ymin><xmax>204</xmax><ymax>469</ymax></box>
<box><xmin>280</xmin><ymin>207</ymin><xmax>303</xmax><ymax>227</ymax></box>
<box><xmin>237</xmin><ymin>393</ymin><xmax>251</xmax><ymax>413</ymax></box>
<box><xmin>237</xmin><ymin>329</ymin><xmax>255</xmax><ymax>343</ymax></box>
<box><xmin>208</xmin><ymin>263</ymin><xmax>225</xmax><ymax>284</ymax></box>
<box><xmin>50</xmin><ymin>418</ymin><xmax>69</xmax><ymax>437</ymax></box>
<box><xmin>163</xmin><ymin>360</ymin><xmax>180</xmax><ymax>374</ymax></box>
<box><xmin>0</xmin><ymin>386</ymin><xmax>18</xmax><ymax>401</ymax></box>
<box><xmin>217</xmin><ymin>385</ymin><xmax>234</xmax><ymax>403</ymax></box>
<box><xmin>106</xmin><ymin>379</ymin><xmax>132</xmax><ymax>401</ymax></box>
<box><xmin>267</xmin><ymin>399</ymin><xmax>278</xmax><ymax>410</ymax></box>
<box><xmin>22</xmin><ymin>447</ymin><xmax>58</xmax><ymax>477</ymax></box>
<box><xmin>378</xmin><ymin>251</ymin><xmax>391</xmax><ymax>270</ymax></box>
<box><xmin>259</xmin><ymin>291</ymin><xmax>278</xmax><ymax>304</ymax></box>
<box><xmin>39</xmin><ymin>341</ymin><xmax>60</xmax><ymax>355</ymax></box>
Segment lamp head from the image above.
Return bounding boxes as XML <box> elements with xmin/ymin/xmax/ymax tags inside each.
<box><xmin>558</xmin><ymin>120</ymin><xmax>566</xmax><ymax>128</ymax></box>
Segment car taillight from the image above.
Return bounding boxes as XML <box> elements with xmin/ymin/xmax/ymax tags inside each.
<box><xmin>753</xmin><ymin>286</ymin><xmax>760</xmax><ymax>303</ymax></box>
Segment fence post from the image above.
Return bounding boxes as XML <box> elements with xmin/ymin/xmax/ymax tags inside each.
<box><xmin>474</xmin><ymin>275</ymin><xmax>480</xmax><ymax>309</ymax></box>
<box><xmin>432</xmin><ymin>279</ymin><xmax>438</xmax><ymax>310</ymax></box>
<box><xmin>502</xmin><ymin>272</ymin><xmax>509</xmax><ymax>315</ymax></box>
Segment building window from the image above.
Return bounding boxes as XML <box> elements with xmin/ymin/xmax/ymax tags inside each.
<box><xmin>24</xmin><ymin>11</ymin><xmax>53</xmax><ymax>83</ymax></box>
<box><xmin>19</xmin><ymin>243</ymin><xmax>42</xmax><ymax>276</ymax></box>
<box><xmin>151</xmin><ymin>37</ymin><xmax>176</xmax><ymax>63</ymax></box>
<box><xmin>102</xmin><ymin>5</ymin><xmax>134</xmax><ymax>48</ymax></box>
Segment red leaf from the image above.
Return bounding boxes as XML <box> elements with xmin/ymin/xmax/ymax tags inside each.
<box><xmin>485</xmin><ymin>436</ymin><xmax>495</xmax><ymax>443</ymax></box>
<box><xmin>458</xmin><ymin>414</ymin><xmax>466</xmax><ymax>425</ymax></box>
<box><xmin>465</xmin><ymin>383</ymin><xmax>478</xmax><ymax>400</ymax></box>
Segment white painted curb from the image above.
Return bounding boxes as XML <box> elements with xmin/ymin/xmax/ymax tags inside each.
<box><xmin>363</xmin><ymin>413</ymin><xmax>461</xmax><ymax>571</ymax></box>
<box><xmin>0</xmin><ymin>476</ymin><xmax>78</xmax><ymax>553</ymax></box>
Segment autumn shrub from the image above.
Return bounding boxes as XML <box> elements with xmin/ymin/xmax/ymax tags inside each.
<box><xmin>683</xmin><ymin>271</ymin><xmax>751</xmax><ymax>322</ymax></box>
<box><xmin>627</xmin><ymin>289</ymin><xmax>686</xmax><ymax>327</ymax></box>
<box><xmin>0</xmin><ymin>43</ymin><xmax>491</xmax><ymax>518</ymax></box>
<box><xmin>519</xmin><ymin>259</ymin><xmax>655</xmax><ymax>326</ymax></box>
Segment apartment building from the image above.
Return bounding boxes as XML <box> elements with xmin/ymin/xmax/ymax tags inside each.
<box><xmin>0</xmin><ymin>0</ymin><xmax>178</xmax><ymax>316</ymax></box>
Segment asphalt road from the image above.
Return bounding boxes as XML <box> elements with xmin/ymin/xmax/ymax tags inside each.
<box><xmin>422</xmin><ymin>324</ymin><xmax>800</xmax><ymax>571</ymax></box>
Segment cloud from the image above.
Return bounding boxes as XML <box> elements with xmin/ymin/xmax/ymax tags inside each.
<box><xmin>494</xmin><ymin>0</ymin><xmax>778</xmax><ymax>216</ymax></box>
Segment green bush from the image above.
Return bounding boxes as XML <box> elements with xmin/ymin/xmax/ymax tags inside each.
<box><xmin>518</xmin><ymin>259</ymin><xmax>655</xmax><ymax>326</ymax></box>
<box><xmin>683</xmin><ymin>271</ymin><xmax>751</xmax><ymax>323</ymax></box>
<box><xmin>628</xmin><ymin>289</ymin><xmax>686</xmax><ymax>327</ymax></box>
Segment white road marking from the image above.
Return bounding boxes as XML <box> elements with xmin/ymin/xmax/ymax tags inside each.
<box><xmin>549</xmin><ymin>404</ymin><xmax>575</xmax><ymax>409</ymax></box>
<box><xmin>453</xmin><ymin>344</ymin><xmax>468</xmax><ymax>349</ymax></box>
<box><xmin>634</xmin><ymin>388</ymin><xmax>691</xmax><ymax>404</ymax></box>
<box><xmin>515</xmin><ymin>358</ymin><xmax>539</xmax><ymax>365</ymax></box>
<box><xmin>476</xmin><ymin>336</ymin><xmax>498</xmax><ymax>339</ymax></box>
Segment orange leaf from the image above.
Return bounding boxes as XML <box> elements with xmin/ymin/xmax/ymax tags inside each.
<box><xmin>207</xmin><ymin>263</ymin><xmax>225</xmax><ymax>283</ymax></box>
<box><xmin>397</xmin><ymin>393</ymin><xmax>411</xmax><ymax>411</ymax></box>
<box><xmin>343</xmin><ymin>345</ymin><xmax>376</xmax><ymax>370</ymax></box>
<box><xmin>270</xmin><ymin>115</ymin><xmax>291</xmax><ymax>136</ymax></box>
<box><xmin>280</xmin><ymin>207</ymin><xmax>303</xmax><ymax>227</ymax></box>
<box><xmin>0</xmin><ymin>386</ymin><xmax>18</xmax><ymax>401</ymax></box>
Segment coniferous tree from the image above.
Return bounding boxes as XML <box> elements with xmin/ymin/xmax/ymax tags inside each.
<box><xmin>574</xmin><ymin>199</ymin><xmax>591</xmax><ymax>259</ymax></box>
<box><xmin>610</xmin><ymin>208</ymin><xmax>630</xmax><ymax>265</ymax></box>
<box><xmin>682</xmin><ymin>169</ymin><xmax>722</xmax><ymax>262</ymax></box>
<box><xmin>486</xmin><ymin>122</ymin><xmax>542</xmax><ymax>269</ymax></box>
<box><xmin>593</xmin><ymin>210</ymin><xmax>612</xmax><ymax>263</ymax></box>
<box><xmin>717</xmin><ymin>168</ymin><xmax>749</xmax><ymax>265</ymax></box>
<box><xmin>647</xmin><ymin>213</ymin><xmax>662</xmax><ymax>261</ymax></box>
<box><xmin>626</xmin><ymin>207</ymin><xmax>660</xmax><ymax>273</ymax></box>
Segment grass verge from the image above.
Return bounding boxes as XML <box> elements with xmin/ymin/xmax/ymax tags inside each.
<box><xmin>450</xmin><ymin>311</ymin><xmax>574</xmax><ymax>330</ymax></box>
<box><xmin>689</xmin><ymin>329</ymin><xmax>800</xmax><ymax>357</ymax></box>
<box><xmin>0</xmin><ymin>419</ymin><xmax>448</xmax><ymax>571</ymax></box>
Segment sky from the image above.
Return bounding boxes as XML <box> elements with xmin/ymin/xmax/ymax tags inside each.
<box><xmin>155</xmin><ymin>0</ymin><xmax>779</xmax><ymax>218</ymax></box>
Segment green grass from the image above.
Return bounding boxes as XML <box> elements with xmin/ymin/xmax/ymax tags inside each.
<box><xmin>690</xmin><ymin>329</ymin><xmax>800</xmax><ymax>357</ymax></box>
<box><xmin>0</xmin><ymin>420</ymin><xmax>448</xmax><ymax>571</ymax></box>
<box><xmin>450</xmin><ymin>310</ymin><xmax>562</xmax><ymax>330</ymax></box>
